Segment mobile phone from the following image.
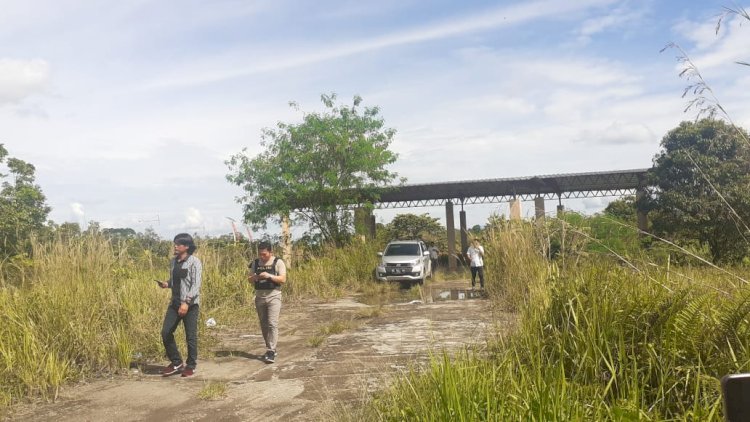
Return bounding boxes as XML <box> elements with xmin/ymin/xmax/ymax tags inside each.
<box><xmin>721</xmin><ymin>373</ymin><xmax>750</xmax><ymax>421</ymax></box>
<box><xmin>154</xmin><ymin>280</ymin><xmax>164</xmax><ymax>287</ymax></box>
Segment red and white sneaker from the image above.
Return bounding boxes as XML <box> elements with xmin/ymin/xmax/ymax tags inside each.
<box><xmin>160</xmin><ymin>363</ymin><xmax>184</xmax><ymax>376</ymax></box>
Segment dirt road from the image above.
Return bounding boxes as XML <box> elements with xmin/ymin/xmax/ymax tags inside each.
<box><xmin>7</xmin><ymin>280</ymin><xmax>514</xmax><ymax>421</ymax></box>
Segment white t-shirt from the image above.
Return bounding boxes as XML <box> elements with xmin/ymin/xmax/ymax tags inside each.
<box><xmin>467</xmin><ymin>245</ymin><xmax>484</xmax><ymax>267</ymax></box>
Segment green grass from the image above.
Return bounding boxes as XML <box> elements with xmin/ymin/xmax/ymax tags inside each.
<box><xmin>3</xmin><ymin>218</ymin><xmax>747</xmax><ymax>420</ymax></box>
<box><xmin>0</xmin><ymin>234</ymin><xmax>386</xmax><ymax>410</ymax></box>
<box><xmin>197</xmin><ymin>381</ymin><xmax>227</xmax><ymax>400</ymax></box>
<box><xmin>285</xmin><ymin>240</ymin><xmax>381</xmax><ymax>299</ymax></box>
<box><xmin>307</xmin><ymin>334</ymin><xmax>327</xmax><ymax>348</ymax></box>
<box><xmin>308</xmin><ymin>319</ymin><xmax>361</xmax><ymax>348</ymax></box>
<box><xmin>356</xmin><ymin>221</ymin><xmax>748</xmax><ymax>421</ymax></box>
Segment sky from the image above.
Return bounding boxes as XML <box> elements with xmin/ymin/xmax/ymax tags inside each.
<box><xmin>1</xmin><ymin>0</ymin><xmax>749</xmax><ymax>239</ymax></box>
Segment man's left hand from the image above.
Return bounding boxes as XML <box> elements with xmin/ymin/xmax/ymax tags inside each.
<box><xmin>178</xmin><ymin>302</ymin><xmax>188</xmax><ymax>317</ymax></box>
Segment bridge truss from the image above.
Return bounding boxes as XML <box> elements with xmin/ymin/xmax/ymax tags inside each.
<box><xmin>371</xmin><ymin>169</ymin><xmax>648</xmax><ymax>209</ymax></box>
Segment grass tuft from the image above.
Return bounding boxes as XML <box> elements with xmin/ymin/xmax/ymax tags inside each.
<box><xmin>197</xmin><ymin>381</ymin><xmax>227</xmax><ymax>401</ymax></box>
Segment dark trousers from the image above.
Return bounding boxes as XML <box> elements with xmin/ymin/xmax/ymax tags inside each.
<box><xmin>430</xmin><ymin>258</ymin><xmax>438</xmax><ymax>272</ymax></box>
<box><xmin>161</xmin><ymin>303</ymin><xmax>199</xmax><ymax>369</ymax></box>
<box><xmin>470</xmin><ymin>266</ymin><xmax>485</xmax><ymax>288</ymax></box>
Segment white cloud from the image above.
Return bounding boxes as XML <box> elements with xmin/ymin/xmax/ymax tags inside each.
<box><xmin>575</xmin><ymin>4</ymin><xmax>646</xmax><ymax>44</ymax></box>
<box><xmin>184</xmin><ymin>207</ymin><xmax>203</xmax><ymax>228</ymax></box>
<box><xmin>574</xmin><ymin>121</ymin><xmax>656</xmax><ymax>145</ymax></box>
<box><xmin>672</xmin><ymin>12</ymin><xmax>749</xmax><ymax>73</ymax></box>
<box><xmin>511</xmin><ymin>58</ymin><xmax>641</xmax><ymax>87</ymax></box>
<box><xmin>582</xmin><ymin>197</ymin><xmax>609</xmax><ymax>210</ymax></box>
<box><xmin>141</xmin><ymin>0</ymin><xmax>616</xmax><ymax>90</ymax></box>
<box><xmin>14</xmin><ymin>103</ymin><xmax>49</xmax><ymax>119</ymax></box>
<box><xmin>673</xmin><ymin>14</ymin><xmax>720</xmax><ymax>50</ymax></box>
<box><xmin>70</xmin><ymin>202</ymin><xmax>85</xmax><ymax>220</ymax></box>
<box><xmin>0</xmin><ymin>58</ymin><xmax>50</xmax><ymax>104</ymax></box>
<box><xmin>456</xmin><ymin>96</ymin><xmax>537</xmax><ymax>115</ymax></box>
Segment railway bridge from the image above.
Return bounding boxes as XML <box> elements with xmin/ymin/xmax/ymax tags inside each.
<box><xmin>355</xmin><ymin>168</ymin><xmax>649</xmax><ymax>270</ymax></box>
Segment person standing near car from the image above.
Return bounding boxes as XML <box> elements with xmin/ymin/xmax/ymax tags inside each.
<box><xmin>249</xmin><ymin>241</ymin><xmax>286</xmax><ymax>364</ymax></box>
<box><xmin>465</xmin><ymin>238</ymin><xmax>485</xmax><ymax>289</ymax></box>
<box><xmin>158</xmin><ymin>233</ymin><xmax>202</xmax><ymax>377</ymax></box>
<box><xmin>428</xmin><ymin>242</ymin><xmax>440</xmax><ymax>273</ymax></box>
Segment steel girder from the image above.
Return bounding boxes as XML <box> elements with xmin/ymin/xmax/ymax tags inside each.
<box><xmin>372</xmin><ymin>188</ymin><xmax>638</xmax><ymax>209</ymax></box>
<box><xmin>368</xmin><ymin>169</ymin><xmax>648</xmax><ymax>210</ymax></box>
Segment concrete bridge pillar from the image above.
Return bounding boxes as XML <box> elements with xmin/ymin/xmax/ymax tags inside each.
<box><xmin>368</xmin><ymin>214</ymin><xmax>376</xmax><ymax>239</ymax></box>
<box><xmin>354</xmin><ymin>207</ymin><xmax>370</xmax><ymax>239</ymax></box>
<box><xmin>446</xmin><ymin>201</ymin><xmax>457</xmax><ymax>271</ymax></box>
<box><xmin>459</xmin><ymin>209</ymin><xmax>468</xmax><ymax>257</ymax></box>
<box><xmin>534</xmin><ymin>197</ymin><xmax>545</xmax><ymax>221</ymax></box>
<box><xmin>555</xmin><ymin>195</ymin><xmax>564</xmax><ymax>219</ymax></box>
<box><xmin>636</xmin><ymin>186</ymin><xmax>648</xmax><ymax>233</ymax></box>
<box><xmin>510</xmin><ymin>197</ymin><xmax>521</xmax><ymax>221</ymax></box>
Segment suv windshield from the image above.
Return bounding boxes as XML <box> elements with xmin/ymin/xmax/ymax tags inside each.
<box><xmin>384</xmin><ymin>244</ymin><xmax>420</xmax><ymax>256</ymax></box>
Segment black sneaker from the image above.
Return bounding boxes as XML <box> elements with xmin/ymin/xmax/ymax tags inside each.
<box><xmin>263</xmin><ymin>350</ymin><xmax>276</xmax><ymax>364</ymax></box>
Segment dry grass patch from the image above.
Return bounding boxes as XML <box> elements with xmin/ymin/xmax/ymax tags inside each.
<box><xmin>307</xmin><ymin>319</ymin><xmax>361</xmax><ymax>348</ymax></box>
<box><xmin>197</xmin><ymin>381</ymin><xmax>227</xmax><ymax>401</ymax></box>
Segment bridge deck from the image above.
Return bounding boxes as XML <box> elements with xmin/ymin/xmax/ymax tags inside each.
<box><xmin>373</xmin><ymin>168</ymin><xmax>648</xmax><ymax>209</ymax></box>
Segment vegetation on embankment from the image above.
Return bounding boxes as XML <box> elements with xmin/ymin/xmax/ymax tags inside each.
<box><xmin>355</xmin><ymin>221</ymin><xmax>749</xmax><ymax>421</ymax></box>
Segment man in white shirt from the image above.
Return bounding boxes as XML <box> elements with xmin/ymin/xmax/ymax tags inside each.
<box><xmin>465</xmin><ymin>239</ymin><xmax>485</xmax><ymax>289</ymax></box>
<box><xmin>428</xmin><ymin>243</ymin><xmax>440</xmax><ymax>273</ymax></box>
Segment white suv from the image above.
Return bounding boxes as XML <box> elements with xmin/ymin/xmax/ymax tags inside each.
<box><xmin>375</xmin><ymin>240</ymin><xmax>432</xmax><ymax>285</ymax></box>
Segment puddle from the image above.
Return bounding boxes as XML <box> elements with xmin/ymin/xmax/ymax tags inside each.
<box><xmin>431</xmin><ymin>288</ymin><xmax>485</xmax><ymax>301</ymax></box>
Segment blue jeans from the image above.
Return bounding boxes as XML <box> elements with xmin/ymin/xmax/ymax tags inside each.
<box><xmin>161</xmin><ymin>303</ymin><xmax>199</xmax><ymax>369</ymax></box>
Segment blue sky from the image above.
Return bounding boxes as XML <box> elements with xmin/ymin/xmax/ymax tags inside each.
<box><xmin>1</xmin><ymin>0</ymin><xmax>748</xmax><ymax>238</ymax></box>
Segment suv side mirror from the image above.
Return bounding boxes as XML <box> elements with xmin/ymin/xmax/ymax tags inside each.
<box><xmin>423</xmin><ymin>251</ymin><xmax>430</xmax><ymax>256</ymax></box>
<box><xmin>377</xmin><ymin>252</ymin><xmax>383</xmax><ymax>257</ymax></box>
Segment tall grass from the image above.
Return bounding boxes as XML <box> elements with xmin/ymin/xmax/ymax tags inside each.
<box><xmin>0</xmin><ymin>234</ymin><xmax>384</xmax><ymax>410</ymax></box>
<box><xmin>0</xmin><ymin>235</ymin><xmax>161</xmax><ymax>407</ymax></box>
<box><xmin>360</xmin><ymin>222</ymin><xmax>749</xmax><ymax>421</ymax></box>
<box><xmin>482</xmin><ymin>221</ymin><xmax>551</xmax><ymax>311</ymax></box>
<box><xmin>285</xmin><ymin>240</ymin><xmax>381</xmax><ymax>299</ymax></box>
<box><xmin>0</xmin><ymin>235</ymin><xmax>248</xmax><ymax>408</ymax></box>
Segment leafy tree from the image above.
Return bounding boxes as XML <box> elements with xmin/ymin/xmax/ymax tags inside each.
<box><xmin>102</xmin><ymin>227</ymin><xmax>137</xmax><ymax>239</ymax></box>
<box><xmin>227</xmin><ymin>94</ymin><xmax>401</xmax><ymax>247</ymax></box>
<box><xmin>57</xmin><ymin>222</ymin><xmax>82</xmax><ymax>240</ymax></box>
<box><xmin>603</xmin><ymin>196</ymin><xmax>637</xmax><ymax>222</ymax></box>
<box><xmin>383</xmin><ymin>213</ymin><xmax>444</xmax><ymax>243</ymax></box>
<box><xmin>647</xmin><ymin>119</ymin><xmax>750</xmax><ymax>263</ymax></box>
<box><xmin>84</xmin><ymin>221</ymin><xmax>101</xmax><ymax>236</ymax></box>
<box><xmin>0</xmin><ymin>144</ymin><xmax>52</xmax><ymax>256</ymax></box>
